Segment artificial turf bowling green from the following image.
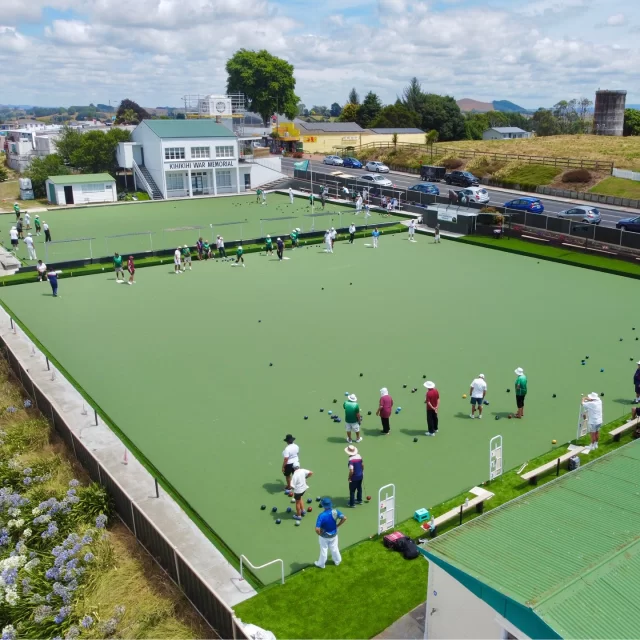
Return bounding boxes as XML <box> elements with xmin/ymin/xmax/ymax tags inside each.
<box><xmin>1</xmin><ymin>233</ymin><xmax>637</xmax><ymax>584</ymax></box>
<box><xmin>4</xmin><ymin>193</ymin><xmax>401</xmax><ymax>265</ymax></box>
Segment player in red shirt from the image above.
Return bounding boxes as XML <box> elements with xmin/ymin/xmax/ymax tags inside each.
<box><xmin>424</xmin><ymin>381</ymin><xmax>440</xmax><ymax>436</ymax></box>
<box><xmin>127</xmin><ymin>256</ymin><xmax>135</xmax><ymax>285</ymax></box>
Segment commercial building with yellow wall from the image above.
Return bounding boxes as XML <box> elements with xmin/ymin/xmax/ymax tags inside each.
<box><xmin>274</xmin><ymin>120</ymin><xmax>425</xmax><ymax>154</ymax></box>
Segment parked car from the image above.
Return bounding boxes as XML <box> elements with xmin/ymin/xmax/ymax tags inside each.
<box><xmin>408</xmin><ymin>183</ymin><xmax>440</xmax><ymax>196</ymax></box>
<box><xmin>359</xmin><ymin>174</ymin><xmax>393</xmax><ymax>187</ymax></box>
<box><xmin>342</xmin><ymin>157</ymin><xmax>363</xmax><ymax>169</ymax></box>
<box><xmin>458</xmin><ymin>187</ymin><xmax>489</xmax><ymax>204</ymax></box>
<box><xmin>616</xmin><ymin>215</ymin><xmax>640</xmax><ymax>232</ymax></box>
<box><xmin>503</xmin><ymin>197</ymin><xmax>544</xmax><ymax>213</ymax></box>
<box><xmin>445</xmin><ymin>170</ymin><xmax>479</xmax><ymax>187</ymax></box>
<box><xmin>420</xmin><ymin>165</ymin><xmax>446</xmax><ymax>182</ymax></box>
<box><xmin>323</xmin><ymin>155</ymin><xmax>343</xmax><ymax>166</ymax></box>
<box><xmin>365</xmin><ymin>161</ymin><xmax>390</xmax><ymax>173</ymax></box>
<box><xmin>556</xmin><ymin>206</ymin><xmax>601</xmax><ymax>224</ymax></box>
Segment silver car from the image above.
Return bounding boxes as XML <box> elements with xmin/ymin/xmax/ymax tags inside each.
<box><xmin>359</xmin><ymin>174</ymin><xmax>393</xmax><ymax>187</ymax></box>
<box><xmin>557</xmin><ymin>206</ymin><xmax>601</xmax><ymax>225</ymax></box>
<box><xmin>365</xmin><ymin>161</ymin><xmax>389</xmax><ymax>173</ymax></box>
<box><xmin>323</xmin><ymin>155</ymin><xmax>343</xmax><ymax>166</ymax></box>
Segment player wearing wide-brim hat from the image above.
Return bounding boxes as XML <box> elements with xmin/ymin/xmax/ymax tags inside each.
<box><xmin>514</xmin><ymin>367</ymin><xmax>527</xmax><ymax>419</ymax></box>
<box><xmin>582</xmin><ymin>392</ymin><xmax>603</xmax><ymax>451</ymax></box>
<box><xmin>276</xmin><ymin>237</ymin><xmax>284</xmax><ymax>261</ymax></box>
<box><xmin>424</xmin><ymin>381</ymin><xmax>439</xmax><ymax>436</ymax></box>
<box><xmin>343</xmin><ymin>394</ymin><xmax>362</xmax><ymax>444</ymax></box>
<box><xmin>265</xmin><ymin>234</ymin><xmax>273</xmax><ymax>256</ymax></box>
<box><xmin>235</xmin><ymin>245</ymin><xmax>245</xmax><ymax>267</ymax></box>
<box><xmin>290</xmin><ymin>228</ymin><xmax>299</xmax><ymax>248</ymax></box>
<box><xmin>181</xmin><ymin>244</ymin><xmax>192</xmax><ymax>270</ymax></box>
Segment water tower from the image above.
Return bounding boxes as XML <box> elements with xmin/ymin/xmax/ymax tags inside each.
<box><xmin>593</xmin><ymin>90</ymin><xmax>626</xmax><ymax>136</ymax></box>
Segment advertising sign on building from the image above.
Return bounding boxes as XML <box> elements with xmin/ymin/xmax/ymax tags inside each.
<box><xmin>166</xmin><ymin>159</ymin><xmax>237</xmax><ymax>170</ymax></box>
<box><xmin>303</xmin><ymin>136</ymin><xmax>317</xmax><ymax>143</ymax></box>
<box><xmin>437</xmin><ymin>211</ymin><xmax>457</xmax><ymax>223</ymax></box>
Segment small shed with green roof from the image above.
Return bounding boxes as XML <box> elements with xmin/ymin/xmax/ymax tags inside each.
<box><xmin>421</xmin><ymin>440</ymin><xmax>640</xmax><ymax>639</ymax></box>
<box><xmin>45</xmin><ymin>173</ymin><xmax>116</xmax><ymax>206</ymax></box>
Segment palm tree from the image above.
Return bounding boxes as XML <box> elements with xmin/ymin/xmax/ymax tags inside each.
<box><xmin>426</xmin><ymin>129</ymin><xmax>439</xmax><ymax>161</ymax></box>
<box><xmin>122</xmin><ymin>108</ymin><xmax>138</xmax><ymax>124</ymax></box>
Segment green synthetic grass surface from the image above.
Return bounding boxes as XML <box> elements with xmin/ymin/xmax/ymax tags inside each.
<box><xmin>2</xmin><ymin>193</ymin><xmax>399</xmax><ymax>264</ymax></box>
<box><xmin>0</xmin><ymin>233</ymin><xmax>637</xmax><ymax>584</ymax></box>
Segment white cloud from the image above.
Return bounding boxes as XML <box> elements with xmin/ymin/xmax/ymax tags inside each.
<box><xmin>2</xmin><ymin>0</ymin><xmax>639</xmax><ymax>109</ymax></box>
<box><xmin>606</xmin><ymin>13</ymin><xmax>625</xmax><ymax>26</ymax></box>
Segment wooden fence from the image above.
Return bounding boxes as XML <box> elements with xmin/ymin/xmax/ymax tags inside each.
<box><xmin>353</xmin><ymin>141</ymin><xmax>614</xmax><ymax>172</ymax></box>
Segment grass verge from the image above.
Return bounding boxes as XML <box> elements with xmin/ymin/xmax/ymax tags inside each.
<box><xmin>234</xmin><ymin>412</ymin><xmax>636</xmax><ymax>639</ymax></box>
<box><xmin>0</xmin><ymin>357</ymin><xmax>209</xmax><ymax>639</ymax></box>
<box><xmin>458</xmin><ymin>235</ymin><xmax>640</xmax><ymax>279</ymax></box>
<box><xmin>497</xmin><ymin>164</ymin><xmax>562</xmax><ymax>189</ymax></box>
<box><xmin>589</xmin><ymin>176</ymin><xmax>640</xmax><ymax>200</ymax></box>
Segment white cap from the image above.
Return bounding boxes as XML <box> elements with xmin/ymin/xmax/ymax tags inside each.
<box><xmin>277</xmin><ymin>237</ymin><xmax>281</xmax><ymax>241</ymax></box>
<box><xmin>587</xmin><ymin>392</ymin><xmax>599</xmax><ymax>400</ymax></box>
<box><xmin>183</xmin><ymin>244</ymin><xmax>188</xmax><ymax>248</ymax></box>
<box><xmin>478</xmin><ymin>374</ymin><xmax>485</xmax><ymax>379</ymax></box>
<box><xmin>267</xmin><ymin>234</ymin><xmax>270</xmax><ymax>238</ymax></box>
<box><xmin>515</xmin><ymin>367</ymin><xmax>524</xmax><ymax>376</ymax></box>
<box><xmin>27</xmin><ymin>232</ymin><xmax>32</xmax><ymax>236</ymax></box>
<box><xmin>296</xmin><ymin>228</ymin><xmax>300</xmax><ymax>232</ymax></box>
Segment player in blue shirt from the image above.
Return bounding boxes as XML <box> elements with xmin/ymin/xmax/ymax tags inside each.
<box><xmin>314</xmin><ymin>498</ymin><xmax>347</xmax><ymax>568</ymax></box>
<box><xmin>372</xmin><ymin>227</ymin><xmax>380</xmax><ymax>249</ymax></box>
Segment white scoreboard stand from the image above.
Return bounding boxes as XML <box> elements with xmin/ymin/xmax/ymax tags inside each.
<box><xmin>377</xmin><ymin>484</ymin><xmax>396</xmax><ymax>534</ymax></box>
<box><xmin>577</xmin><ymin>395</ymin><xmax>589</xmax><ymax>440</ymax></box>
<box><xmin>489</xmin><ymin>435</ymin><xmax>503</xmax><ymax>480</ymax></box>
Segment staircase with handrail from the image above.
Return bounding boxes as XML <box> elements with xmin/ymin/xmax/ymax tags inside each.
<box><xmin>132</xmin><ymin>159</ymin><xmax>163</xmax><ymax>200</ymax></box>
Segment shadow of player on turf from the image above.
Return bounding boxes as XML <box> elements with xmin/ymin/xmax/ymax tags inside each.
<box><xmin>262</xmin><ymin>481</ymin><xmax>285</xmax><ymax>495</ymax></box>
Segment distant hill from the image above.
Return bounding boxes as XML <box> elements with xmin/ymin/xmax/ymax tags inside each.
<box><xmin>457</xmin><ymin>99</ymin><xmax>493</xmax><ymax>113</ymax></box>
<box><xmin>457</xmin><ymin>98</ymin><xmax>534</xmax><ymax>114</ymax></box>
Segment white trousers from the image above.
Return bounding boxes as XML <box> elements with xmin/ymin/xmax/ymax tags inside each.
<box><xmin>408</xmin><ymin>229</ymin><xmax>414</xmax><ymax>238</ymax></box>
<box><xmin>317</xmin><ymin>535</ymin><xmax>341</xmax><ymax>567</ymax></box>
<box><xmin>373</xmin><ymin>237</ymin><xmax>378</xmax><ymax>248</ymax></box>
<box><xmin>325</xmin><ymin>241</ymin><xmax>333</xmax><ymax>253</ymax></box>
<box><xmin>289</xmin><ymin>194</ymin><xmax>294</xmax><ymax>204</ymax></box>
<box><xmin>28</xmin><ymin>246</ymin><xmax>37</xmax><ymax>260</ymax></box>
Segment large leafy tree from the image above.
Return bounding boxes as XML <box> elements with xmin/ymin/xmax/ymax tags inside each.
<box><xmin>70</xmin><ymin>128</ymin><xmax>131</xmax><ymax>174</ymax></box>
<box><xmin>115</xmin><ymin>99</ymin><xmax>150</xmax><ymax>125</ymax></box>
<box><xmin>623</xmin><ymin>109</ymin><xmax>640</xmax><ymax>136</ymax></box>
<box><xmin>369</xmin><ymin>103</ymin><xmax>419</xmax><ymax>128</ymax></box>
<box><xmin>357</xmin><ymin>91</ymin><xmax>383</xmax><ymax>128</ymax></box>
<box><xmin>330</xmin><ymin>102</ymin><xmax>342</xmax><ymax>118</ymax></box>
<box><xmin>55</xmin><ymin>125</ymin><xmax>84</xmax><ymax>165</ymax></box>
<box><xmin>402</xmin><ymin>77</ymin><xmax>425</xmax><ymax>114</ymax></box>
<box><xmin>531</xmin><ymin>108</ymin><xmax>559</xmax><ymax>136</ymax></box>
<box><xmin>26</xmin><ymin>154</ymin><xmax>70</xmax><ymax>198</ymax></box>
<box><xmin>420</xmin><ymin>94</ymin><xmax>465</xmax><ymax>141</ymax></box>
<box><xmin>226</xmin><ymin>49</ymin><xmax>300</xmax><ymax>125</ymax></box>
<box><xmin>338</xmin><ymin>102</ymin><xmax>360</xmax><ymax>123</ymax></box>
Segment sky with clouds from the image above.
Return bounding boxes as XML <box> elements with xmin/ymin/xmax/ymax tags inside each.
<box><xmin>1</xmin><ymin>0</ymin><xmax>638</xmax><ymax>109</ymax></box>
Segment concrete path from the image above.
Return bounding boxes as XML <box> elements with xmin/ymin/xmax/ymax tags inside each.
<box><xmin>375</xmin><ymin>603</ymin><xmax>425</xmax><ymax>639</ymax></box>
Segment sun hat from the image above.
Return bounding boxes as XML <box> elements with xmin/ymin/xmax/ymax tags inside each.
<box><xmin>283</xmin><ymin>434</ymin><xmax>295</xmax><ymax>443</ymax></box>
<box><xmin>380</xmin><ymin>387</ymin><xmax>389</xmax><ymax>396</ymax></box>
<box><xmin>296</xmin><ymin>228</ymin><xmax>300</xmax><ymax>232</ymax></box>
<box><xmin>27</xmin><ymin>232</ymin><xmax>32</xmax><ymax>236</ymax></box>
<box><xmin>515</xmin><ymin>367</ymin><xmax>524</xmax><ymax>376</ymax></box>
<box><xmin>424</xmin><ymin>381</ymin><xmax>435</xmax><ymax>389</ymax></box>
<box><xmin>267</xmin><ymin>234</ymin><xmax>270</xmax><ymax>238</ymax></box>
<box><xmin>637</xmin><ymin>361</ymin><xmax>640</xmax><ymax>365</ymax></box>
<box><xmin>478</xmin><ymin>374</ymin><xmax>485</xmax><ymax>379</ymax></box>
<box><xmin>347</xmin><ymin>393</ymin><xmax>357</xmax><ymax>402</ymax></box>
<box><xmin>277</xmin><ymin>237</ymin><xmax>281</xmax><ymax>241</ymax></box>
<box><xmin>321</xmin><ymin>497</ymin><xmax>333</xmax><ymax>509</ymax></box>
<box><xmin>183</xmin><ymin>244</ymin><xmax>188</xmax><ymax>248</ymax></box>
<box><xmin>587</xmin><ymin>392</ymin><xmax>599</xmax><ymax>400</ymax></box>
<box><xmin>344</xmin><ymin>444</ymin><xmax>358</xmax><ymax>455</ymax></box>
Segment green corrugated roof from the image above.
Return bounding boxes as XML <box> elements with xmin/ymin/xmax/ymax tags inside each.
<box><xmin>423</xmin><ymin>441</ymin><xmax>640</xmax><ymax>639</ymax></box>
<box><xmin>141</xmin><ymin>119</ymin><xmax>233</xmax><ymax>139</ymax></box>
<box><xmin>48</xmin><ymin>173</ymin><xmax>115</xmax><ymax>185</ymax></box>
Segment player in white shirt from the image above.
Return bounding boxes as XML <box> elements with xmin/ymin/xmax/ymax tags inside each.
<box><xmin>355</xmin><ymin>195</ymin><xmax>363</xmax><ymax>213</ymax></box>
<box><xmin>348</xmin><ymin>223</ymin><xmax>356</xmax><ymax>244</ymax></box>
<box><xmin>282</xmin><ymin>434</ymin><xmax>300</xmax><ymax>492</ymax></box>
<box><xmin>217</xmin><ymin>235</ymin><xmax>226</xmax><ymax>258</ymax></box>
<box><xmin>36</xmin><ymin>260</ymin><xmax>47</xmax><ymax>281</ymax></box>
<box><xmin>290</xmin><ymin>464</ymin><xmax>313</xmax><ymax>521</ymax></box>
<box><xmin>469</xmin><ymin>374</ymin><xmax>487</xmax><ymax>419</ymax></box>
<box><xmin>9</xmin><ymin>227</ymin><xmax>19</xmax><ymax>254</ymax></box>
<box><xmin>24</xmin><ymin>213</ymin><xmax>31</xmax><ymax>230</ymax></box>
<box><xmin>408</xmin><ymin>219</ymin><xmax>417</xmax><ymax>241</ymax></box>
<box><xmin>364</xmin><ymin>204</ymin><xmax>371</xmax><ymax>223</ymax></box>
<box><xmin>261</xmin><ymin>190</ymin><xmax>267</xmax><ymax>205</ymax></box>
<box><xmin>583</xmin><ymin>392</ymin><xmax>603</xmax><ymax>451</ymax></box>
<box><xmin>330</xmin><ymin>227</ymin><xmax>337</xmax><ymax>249</ymax></box>
<box><xmin>174</xmin><ymin>247</ymin><xmax>183</xmax><ymax>274</ymax></box>
<box><xmin>24</xmin><ymin>233</ymin><xmax>37</xmax><ymax>260</ymax></box>
<box><xmin>289</xmin><ymin>187</ymin><xmax>294</xmax><ymax>205</ymax></box>
<box><xmin>324</xmin><ymin>230</ymin><xmax>333</xmax><ymax>253</ymax></box>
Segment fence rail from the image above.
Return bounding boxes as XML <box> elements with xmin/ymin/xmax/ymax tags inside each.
<box><xmin>0</xmin><ymin>331</ymin><xmax>247</xmax><ymax>640</ymax></box>
<box><xmin>352</xmin><ymin>141</ymin><xmax>614</xmax><ymax>172</ymax></box>
<box><xmin>612</xmin><ymin>168</ymin><xmax>640</xmax><ymax>182</ymax></box>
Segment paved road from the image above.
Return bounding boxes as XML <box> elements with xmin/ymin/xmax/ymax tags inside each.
<box><xmin>281</xmin><ymin>158</ymin><xmax>636</xmax><ymax>229</ymax></box>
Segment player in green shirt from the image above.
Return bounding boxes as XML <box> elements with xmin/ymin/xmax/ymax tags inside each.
<box><xmin>290</xmin><ymin>228</ymin><xmax>299</xmax><ymax>248</ymax></box>
<box><xmin>514</xmin><ymin>367</ymin><xmax>527</xmax><ymax>419</ymax></box>
<box><xmin>309</xmin><ymin>193</ymin><xmax>315</xmax><ymax>206</ymax></box>
<box><xmin>113</xmin><ymin>253</ymin><xmax>125</xmax><ymax>282</ymax></box>
<box><xmin>13</xmin><ymin>203</ymin><xmax>20</xmax><ymax>220</ymax></box>
<box><xmin>256</xmin><ymin>188</ymin><xmax>262</xmax><ymax>204</ymax></box>
<box><xmin>34</xmin><ymin>215</ymin><xmax>41</xmax><ymax>236</ymax></box>
<box><xmin>236</xmin><ymin>245</ymin><xmax>245</xmax><ymax>267</ymax></box>
<box><xmin>265</xmin><ymin>234</ymin><xmax>273</xmax><ymax>256</ymax></box>
<box><xmin>202</xmin><ymin>240</ymin><xmax>211</xmax><ymax>259</ymax></box>
<box><xmin>182</xmin><ymin>245</ymin><xmax>192</xmax><ymax>271</ymax></box>
<box><xmin>343</xmin><ymin>393</ymin><xmax>362</xmax><ymax>443</ymax></box>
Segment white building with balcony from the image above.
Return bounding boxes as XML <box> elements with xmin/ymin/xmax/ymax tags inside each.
<box><xmin>117</xmin><ymin>120</ymin><xmax>253</xmax><ymax>200</ymax></box>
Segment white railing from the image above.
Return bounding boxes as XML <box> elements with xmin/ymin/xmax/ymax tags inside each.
<box><xmin>239</xmin><ymin>554</ymin><xmax>284</xmax><ymax>585</ymax></box>
<box><xmin>612</xmin><ymin>168</ymin><xmax>640</xmax><ymax>182</ymax></box>
<box><xmin>132</xmin><ymin>159</ymin><xmax>156</xmax><ymax>198</ymax></box>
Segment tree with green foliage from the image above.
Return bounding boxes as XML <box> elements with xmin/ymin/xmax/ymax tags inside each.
<box><xmin>623</xmin><ymin>109</ymin><xmax>640</xmax><ymax>136</ymax></box>
<box><xmin>176</xmin><ymin>112</ymin><xmax>186</xmax><ymax>120</ymax></box>
<box><xmin>226</xmin><ymin>49</ymin><xmax>299</xmax><ymax>125</ymax></box>
<box><xmin>297</xmin><ymin>103</ymin><xmax>307</xmax><ymax>116</ymax></box>
<box><xmin>0</xmin><ymin>164</ymin><xmax>8</xmax><ymax>182</ymax></box>
<box><xmin>357</xmin><ymin>91</ymin><xmax>383</xmax><ymax>128</ymax></box>
<box><xmin>531</xmin><ymin>108</ymin><xmax>559</xmax><ymax>136</ymax></box>
<box><xmin>54</xmin><ymin>125</ymin><xmax>84</xmax><ymax>165</ymax></box>
<box><xmin>120</xmin><ymin>108</ymin><xmax>139</xmax><ymax>124</ymax></box>
<box><xmin>420</xmin><ymin>94</ymin><xmax>465</xmax><ymax>141</ymax></box>
<box><xmin>369</xmin><ymin>103</ymin><xmax>419</xmax><ymax>128</ymax></box>
<box><xmin>339</xmin><ymin>102</ymin><xmax>360</xmax><ymax>123</ymax></box>
<box><xmin>348</xmin><ymin>88</ymin><xmax>360</xmax><ymax>105</ymax></box>
<box><xmin>330</xmin><ymin>102</ymin><xmax>342</xmax><ymax>118</ymax></box>
<box><xmin>310</xmin><ymin>105</ymin><xmax>329</xmax><ymax>116</ymax></box>
<box><xmin>115</xmin><ymin>99</ymin><xmax>150</xmax><ymax>125</ymax></box>
<box><xmin>402</xmin><ymin>77</ymin><xmax>425</xmax><ymax>114</ymax></box>
<box><xmin>69</xmin><ymin>128</ymin><xmax>132</xmax><ymax>174</ymax></box>
<box><xmin>26</xmin><ymin>154</ymin><xmax>70</xmax><ymax>198</ymax></box>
